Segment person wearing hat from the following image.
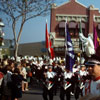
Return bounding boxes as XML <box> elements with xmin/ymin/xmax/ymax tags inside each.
<box><xmin>42</xmin><ymin>65</ymin><xmax>56</xmax><ymax>100</ymax></box>
<box><xmin>74</xmin><ymin>65</ymin><xmax>88</xmax><ymax>100</ymax></box>
<box><xmin>80</xmin><ymin>54</ymin><xmax>100</xmax><ymax>100</ymax></box>
<box><xmin>60</xmin><ymin>68</ymin><xmax>73</xmax><ymax>100</ymax></box>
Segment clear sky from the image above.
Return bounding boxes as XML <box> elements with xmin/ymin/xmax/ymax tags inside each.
<box><xmin>2</xmin><ymin>0</ymin><xmax>100</xmax><ymax>44</ymax></box>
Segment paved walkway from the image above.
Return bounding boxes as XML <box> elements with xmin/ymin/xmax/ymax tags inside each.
<box><xmin>19</xmin><ymin>78</ymin><xmax>81</xmax><ymax>100</ymax></box>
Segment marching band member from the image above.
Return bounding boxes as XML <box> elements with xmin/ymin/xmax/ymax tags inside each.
<box><xmin>72</xmin><ymin>60</ymin><xmax>80</xmax><ymax>98</ymax></box>
<box><xmin>42</xmin><ymin>65</ymin><xmax>56</xmax><ymax>100</ymax></box>
<box><xmin>60</xmin><ymin>68</ymin><xmax>73</xmax><ymax>100</ymax></box>
<box><xmin>74</xmin><ymin>65</ymin><xmax>88</xmax><ymax>100</ymax></box>
<box><xmin>80</xmin><ymin>65</ymin><xmax>88</xmax><ymax>77</ymax></box>
<box><xmin>72</xmin><ymin>60</ymin><xmax>80</xmax><ymax>73</ymax></box>
<box><xmin>80</xmin><ymin>54</ymin><xmax>100</xmax><ymax>100</ymax></box>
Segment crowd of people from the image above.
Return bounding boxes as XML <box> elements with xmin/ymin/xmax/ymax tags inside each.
<box><xmin>0</xmin><ymin>56</ymin><xmax>32</xmax><ymax>100</ymax></box>
<box><xmin>0</xmin><ymin>54</ymin><xmax>100</xmax><ymax>100</ymax></box>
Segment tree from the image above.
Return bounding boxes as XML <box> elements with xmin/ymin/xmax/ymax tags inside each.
<box><xmin>0</xmin><ymin>0</ymin><xmax>55</xmax><ymax>60</ymax></box>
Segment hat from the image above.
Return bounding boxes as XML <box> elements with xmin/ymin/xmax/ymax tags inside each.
<box><xmin>80</xmin><ymin>65</ymin><xmax>85</xmax><ymax>67</ymax></box>
<box><xmin>85</xmin><ymin>54</ymin><xmax>100</xmax><ymax>66</ymax></box>
<box><xmin>48</xmin><ymin>66</ymin><xmax>52</xmax><ymax>69</ymax></box>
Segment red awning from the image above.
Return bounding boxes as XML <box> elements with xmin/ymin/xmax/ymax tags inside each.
<box><xmin>59</xmin><ymin>21</ymin><xmax>85</xmax><ymax>29</ymax></box>
<box><xmin>78</xmin><ymin>23</ymin><xmax>85</xmax><ymax>29</ymax></box>
<box><xmin>68</xmin><ymin>22</ymin><xmax>77</xmax><ymax>28</ymax></box>
<box><xmin>59</xmin><ymin>22</ymin><xmax>65</xmax><ymax>28</ymax></box>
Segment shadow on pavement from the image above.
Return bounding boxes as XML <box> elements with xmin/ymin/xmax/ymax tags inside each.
<box><xmin>23</xmin><ymin>91</ymin><xmax>42</xmax><ymax>95</ymax></box>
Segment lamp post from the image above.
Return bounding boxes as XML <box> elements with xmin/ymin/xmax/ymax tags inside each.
<box><xmin>0</xmin><ymin>18</ymin><xmax>5</xmax><ymax>45</ymax></box>
<box><xmin>0</xmin><ymin>18</ymin><xmax>5</xmax><ymax>59</ymax></box>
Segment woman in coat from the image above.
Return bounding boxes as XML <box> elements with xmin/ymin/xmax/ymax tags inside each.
<box><xmin>11</xmin><ymin>68</ymin><xmax>24</xmax><ymax>100</ymax></box>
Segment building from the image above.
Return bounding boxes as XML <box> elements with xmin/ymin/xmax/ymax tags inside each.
<box><xmin>18</xmin><ymin>41</ymin><xmax>47</xmax><ymax>56</ymax></box>
<box><xmin>50</xmin><ymin>0</ymin><xmax>100</xmax><ymax>56</ymax></box>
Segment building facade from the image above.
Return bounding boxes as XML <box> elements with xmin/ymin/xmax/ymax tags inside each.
<box><xmin>18</xmin><ymin>41</ymin><xmax>47</xmax><ymax>57</ymax></box>
<box><xmin>50</xmin><ymin>0</ymin><xmax>100</xmax><ymax>56</ymax></box>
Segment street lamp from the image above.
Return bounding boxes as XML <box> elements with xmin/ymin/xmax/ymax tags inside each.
<box><xmin>0</xmin><ymin>18</ymin><xmax>5</xmax><ymax>46</ymax></box>
<box><xmin>0</xmin><ymin>18</ymin><xmax>5</xmax><ymax>59</ymax></box>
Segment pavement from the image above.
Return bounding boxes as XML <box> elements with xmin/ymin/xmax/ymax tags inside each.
<box><xmin>19</xmin><ymin>89</ymin><xmax>77</xmax><ymax>100</ymax></box>
<box><xmin>19</xmin><ymin>78</ymin><xmax>80</xmax><ymax>100</ymax></box>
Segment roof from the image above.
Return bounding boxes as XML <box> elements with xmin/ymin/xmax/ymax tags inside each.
<box><xmin>56</xmin><ymin>0</ymin><xmax>87</xmax><ymax>9</ymax></box>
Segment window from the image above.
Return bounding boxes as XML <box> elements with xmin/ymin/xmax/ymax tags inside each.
<box><xmin>59</xmin><ymin>21</ymin><xmax>65</xmax><ymax>37</ymax></box>
<box><xmin>68</xmin><ymin>28</ymin><xmax>76</xmax><ymax>38</ymax></box>
<box><xmin>97</xmin><ymin>24</ymin><xmax>100</xmax><ymax>38</ymax></box>
<box><xmin>68</xmin><ymin>21</ymin><xmax>77</xmax><ymax>38</ymax></box>
<box><xmin>59</xmin><ymin>28</ymin><xmax>65</xmax><ymax>37</ymax></box>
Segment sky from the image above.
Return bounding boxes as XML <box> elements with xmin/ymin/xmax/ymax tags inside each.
<box><xmin>2</xmin><ymin>0</ymin><xmax>100</xmax><ymax>44</ymax></box>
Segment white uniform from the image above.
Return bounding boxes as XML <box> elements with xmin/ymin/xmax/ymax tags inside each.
<box><xmin>63</xmin><ymin>71</ymin><xmax>73</xmax><ymax>79</ymax></box>
<box><xmin>73</xmin><ymin>67</ymin><xmax>79</xmax><ymax>73</ymax></box>
<box><xmin>72</xmin><ymin>64</ymin><xmax>80</xmax><ymax>73</ymax></box>
<box><xmin>80</xmin><ymin>70</ymin><xmax>88</xmax><ymax>77</ymax></box>
<box><xmin>90</xmin><ymin>79</ymin><xmax>100</xmax><ymax>96</ymax></box>
<box><xmin>83</xmin><ymin>77</ymin><xmax>100</xmax><ymax>97</ymax></box>
<box><xmin>61</xmin><ymin>65</ymin><xmax>65</xmax><ymax>71</ymax></box>
<box><xmin>82</xmin><ymin>80</ymin><xmax>91</xmax><ymax>96</ymax></box>
<box><xmin>46</xmin><ymin>71</ymin><xmax>56</xmax><ymax>79</ymax></box>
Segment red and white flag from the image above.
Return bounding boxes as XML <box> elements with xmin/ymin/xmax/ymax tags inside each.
<box><xmin>45</xmin><ymin>20</ymin><xmax>54</xmax><ymax>59</ymax></box>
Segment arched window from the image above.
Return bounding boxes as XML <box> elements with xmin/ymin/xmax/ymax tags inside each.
<box><xmin>68</xmin><ymin>21</ymin><xmax>77</xmax><ymax>28</ymax></box>
<box><xmin>78</xmin><ymin>22</ymin><xmax>86</xmax><ymax>36</ymax></box>
<box><xmin>59</xmin><ymin>21</ymin><xmax>65</xmax><ymax>37</ymax></box>
<box><xmin>68</xmin><ymin>21</ymin><xmax>77</xmax><ymax>38</ymax></box>
<box><xmin>78</xmin><ymin>22</ymin><xmax>85</xmax><ymax>29</ymax></box>
<box><xmin>68</xmin><ymin>21</ymin><xmax>86</xmax><ymax>38</ymax></box>
<box><xmin>58</xmin><ymin>21</ymin><xmax>86</xmax><ymax>38</ymax></box>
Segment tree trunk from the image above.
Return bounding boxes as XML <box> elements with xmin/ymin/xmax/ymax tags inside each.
<box><xmin>15</xmin><ymin>42</ymin><xmax>19</xmax><ymax>61</ymax></box>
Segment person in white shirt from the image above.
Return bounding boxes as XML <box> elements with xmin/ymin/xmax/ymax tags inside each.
<box><xmin>72</xmin><ymin>61</ymin><xmax>80</xmax><ymax>73</ymax></box>
<box><xmin>20</xmin><ymin>63</ymin><xmax>27</xmax><ymax>91</ymax></box>
<box><xmin>60</xmin><ymin>69</ymin><xmax>73</xmax><ymax>100</ymax></box>
<box><xmin>74</xmin><ymin>65</ymin><xmax>88</xmax><ymax>100</ymax></box>
<box><xmin>80</xmin><ymin>65</ymin><xmax>88</xmax><ymax>77</ymax></box>
<box><xmin>80</xmin><ymin>54</ymin><xmax>100</xmax><ymax>100</ymax></box>
<box><xmin>42</xmin><ymin>65</ymin><xmax>56</xmax><ymax>100</ymax></box>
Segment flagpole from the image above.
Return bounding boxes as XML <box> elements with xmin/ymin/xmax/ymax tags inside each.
<box><xmin>65</xmin><ymin>18</ymin><xmax>67</xmax><ymax>69</ymax></box>
<box><xmin>45</xmin><ymin>19</ymin><xmax>50</xmax><ymax>58</ymax></box>
<box><xmin>79</xmin><ymin>18</ymin><xmax>83</xmax><ymax>64</ymax></box>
